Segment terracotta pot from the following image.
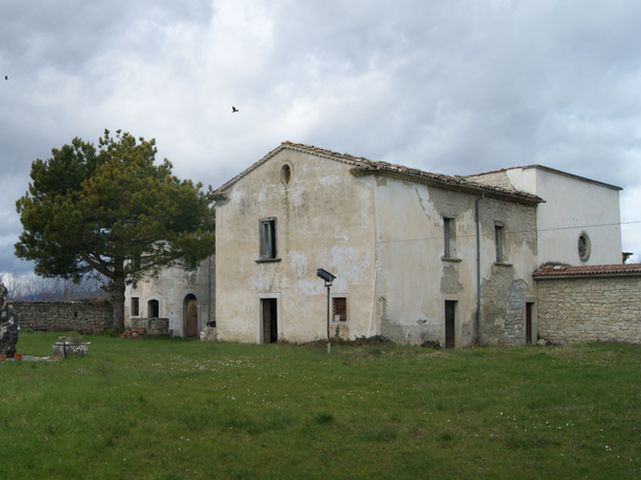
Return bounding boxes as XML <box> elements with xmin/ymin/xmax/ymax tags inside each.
<box><xmin>14</xmin><ymin>353</ymin><xmax>23</xmax><ymax>361</ymax></box>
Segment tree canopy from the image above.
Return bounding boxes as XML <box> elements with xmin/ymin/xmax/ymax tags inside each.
<box><xmin>15</xmin><ymin>130</ymin><xmax>215</xmax><ymax>329</ymax></box>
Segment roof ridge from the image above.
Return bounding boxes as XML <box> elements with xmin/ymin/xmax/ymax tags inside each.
<box><xmin>212</xmin><ymin>141</ymin><xmax>543</xmax><ymax>204</ymax></box>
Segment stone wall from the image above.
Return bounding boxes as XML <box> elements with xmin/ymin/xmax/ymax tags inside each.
<box><xmin>129</xmin><ymin>317</ymin><xmax>170</xmax><ymax>336</ymax></box>
<box><xmin>12</xmin><ymin>301</ymin><xmax>113</xmax><ymax>334</ymax></box>
<box><xmin>536</xmin><ymin>276</ymin><xmax>641</xmax><ymax>344</ymax></box>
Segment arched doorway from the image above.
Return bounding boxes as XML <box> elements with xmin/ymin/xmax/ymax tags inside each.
<box><xmin>184</xmin><ymin>294</ymin><xmax>198</xmax><ymax>338</ymax></box>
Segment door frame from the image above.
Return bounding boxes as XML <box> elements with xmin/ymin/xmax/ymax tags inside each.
<box><xmin>257</xmin><ymin>294</ymin><xmax>281</xmax><ymax>344</ymax></box>
<box><xmin>183</xmin><ymin>294</ymin><xmax>198</xmax><ymax>338</ymax></box>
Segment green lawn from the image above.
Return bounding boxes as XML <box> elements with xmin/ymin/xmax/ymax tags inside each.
<box><xmin>1</xmin><ymin>333</ymin><xmax>640</xmax><ymax>479</ymax></box>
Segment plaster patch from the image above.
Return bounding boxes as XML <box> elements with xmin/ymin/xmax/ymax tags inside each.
<box><xmin>289</xmin><ymin>251</ymin><xmax>308</xmax><ymax>279</ymax></box>
<box><xmin>330</xmin><ymin>246</ymin><xmax>368</xmax><ymax>283</ymax></box>
<box><xmin>318</xmin><ymin>175</ymin><xmax>341</xmax><ymax>188</ymax></box>
<box><xmin>290</xmin><ymin>187</ymin><xmax>305</xmax><ymax>209</ymax></box>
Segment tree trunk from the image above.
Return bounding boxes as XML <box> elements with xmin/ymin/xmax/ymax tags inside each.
<box><xmin>111</xmin><ymin>275</ymin><xmax>126</xmax><ymax>331</ymax></box>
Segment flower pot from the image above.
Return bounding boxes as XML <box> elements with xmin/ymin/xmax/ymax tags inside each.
<box><xmin>14</xmin><ymin>353</ymin><xmax>23</xmax><ymax>361</ymax></box>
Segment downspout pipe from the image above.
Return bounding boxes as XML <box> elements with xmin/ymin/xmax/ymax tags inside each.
<box><xmin>475</xmin><ymin>196</ymin><xmax>483</xmax><ymax>346</ymax></box>
<box><xmin>207</xmin><ymin>255</ymin><xmax>212</xmax><ymax>325</ymax></box>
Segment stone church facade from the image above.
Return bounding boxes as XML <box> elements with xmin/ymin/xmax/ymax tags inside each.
<box><xmin>125</xmin><ymin>142</ymin><xmax>625</xmax><ymax>346</ymax></box>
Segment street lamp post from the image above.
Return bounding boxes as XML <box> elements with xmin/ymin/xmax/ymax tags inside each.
<box><xmin>316</xmin><ymin>268</ymin><xmax>336</xmax><ymax>354</ymax></box>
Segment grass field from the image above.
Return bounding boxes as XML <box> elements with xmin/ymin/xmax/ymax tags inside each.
<box><xmin>1</xmin><ymin>332</ymin><xmax>640</xmax><ymax>479</ymax></box>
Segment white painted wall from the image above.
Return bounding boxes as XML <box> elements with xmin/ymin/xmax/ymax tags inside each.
<box><xmin>505</xmin><ymin>167</ymin><xmax>622</xmax><ymax>265</ymax></box>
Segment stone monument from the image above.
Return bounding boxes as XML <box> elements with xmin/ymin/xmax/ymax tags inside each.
<box><xmin>0</xmin><ymin>281</ymin><xmax>18</xmax><ymax>358</ymax></box>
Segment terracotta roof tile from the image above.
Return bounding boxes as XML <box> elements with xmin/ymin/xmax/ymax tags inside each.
<box><xmin>533</xmin><ymin>263</ymin><xmax>641</xmax><ymax>278</ymax></box>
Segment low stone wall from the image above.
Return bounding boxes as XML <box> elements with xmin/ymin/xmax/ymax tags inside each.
<box><xmin>129</xmin><ymin>317</ymin><xmax>169</xmax><ymax>336</ymax></box>
<box><xmin>12</xmin><ymin>301</ymin><xmax>113</xmax><ymax>334</ymax></box>
<box><xmin>536</xmin><ymin>276</ymin><xmax>641</xmax><ymax>344</ymax></box>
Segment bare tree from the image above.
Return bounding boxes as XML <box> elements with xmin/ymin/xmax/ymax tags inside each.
<box><xmin>0</xmin><ymin>273</ymin><xmax>108</xmax><ymax>301</ymax></box>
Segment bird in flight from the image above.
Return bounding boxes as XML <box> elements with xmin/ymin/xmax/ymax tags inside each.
<box><xmin>232</xmin><ymin>106</ymin><xmax>239</xmax><ymax>113</ymax></box>
<box><xmin>4</xmin><ymin>75</ymin><xmax>7</xmax><ymax>80</ymax></box>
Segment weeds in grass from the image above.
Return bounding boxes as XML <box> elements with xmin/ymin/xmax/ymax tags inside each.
<box><xmin>314</xmin><ymin>412</ymin><xmax>335</xmax><ymax>425</ymax></box>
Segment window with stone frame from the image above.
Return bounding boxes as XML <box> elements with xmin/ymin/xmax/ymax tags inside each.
<box><xmin>259</xmin><ymin>218</ymin><xmax>277</xmax><ymax>260</ymax></box>
<box><xmin>443</xmin><ymin>217</ymin><xmax>456</xmax><ymax>258</ymax></box>
<box><xmin>495</xmin><ymin>223</ymin><xmax>505</xmax><ymax>263</ymax></box>
<box><xmin>332</xmin><ymin>297</ymin><xmax>347</xmax><ymax>322</ymax></box>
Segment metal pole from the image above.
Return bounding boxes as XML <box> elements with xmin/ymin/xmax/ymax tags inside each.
<box><xmin>475</xmin><ymin>196</ymin><xmax>482</xmax><ymax>346</ymax></box>
<box><xmin>326</xmin><ymin>283</ymin><xmax>331</xmax><ymax>354</ymax></box>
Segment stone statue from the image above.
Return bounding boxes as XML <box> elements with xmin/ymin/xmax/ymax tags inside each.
<box><xmin>0</xmin><ymin>281</ymin><xmax>18</xmax><ymax>357</ymax></box>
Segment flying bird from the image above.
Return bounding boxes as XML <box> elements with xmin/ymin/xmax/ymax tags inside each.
<box><xmin>232</xmin><ymin>106</ymin><xmax>239</xmax><ymax>113</ymax></box>
<box><xmin>4</xmin><ymin>75</ymin><xmax>7</xmax><ymax>80</ymax></box>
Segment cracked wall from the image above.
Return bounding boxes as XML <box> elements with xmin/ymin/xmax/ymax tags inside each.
<box><xmin>374</xmin><ymin>180</ymin><xmax>537</xmax><ymax>346</ymax></box>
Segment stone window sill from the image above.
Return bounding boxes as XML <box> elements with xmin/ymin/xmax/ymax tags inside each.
<box><xmin>255</xmin><ymin>257</ymin><xmax>282</xmax><ymax>264</ymax></box>
<box><xmin>494</xmin><ymin>261</ymin><xmax>513</xmax><ymax>267</ymax></box>
<box><xmin>441</xmin><ymin>256</ymin><xmax>462</xmax><ymax>263</ymax></box>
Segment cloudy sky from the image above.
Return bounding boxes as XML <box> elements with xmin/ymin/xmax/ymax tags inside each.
<box><xmin>1</xmin><ymin>0</ymin><xmax>641</xmax><ymax>276</ymax></box>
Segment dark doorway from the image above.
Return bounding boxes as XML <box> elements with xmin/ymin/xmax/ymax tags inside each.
<box><xmin>525</xmin><ymin>302</ymin><xmax>534</xmax><ymax>345</ymax></box>
<box><xmin>261</xmin><ymin>299</ymin><xmax>278</xmax><ymax>344</ymax></box>
<box><xmin>184</xmin><ymin>295</ymin><xmax>198</xmax><ymax>338</ymax></box>
<box><xmin>147</xmin><ymin>299</ymin><xmax>159</xmax><ymax>318</ymax></box>
<box><xmin>445</xmin><ymin>301</ymin><xmax>456</xmax><ymax>349</ymax></box>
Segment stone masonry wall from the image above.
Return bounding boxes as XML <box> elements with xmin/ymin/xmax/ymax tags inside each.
<box><xmin>12</xmin><ymin>301</ymin><xmax>113</xmax><ymax>334</ymax></box>
<box><xmin>537</xmin><ymin>276</ymin><xmax>641</xmax><ymax>344</ymax></box>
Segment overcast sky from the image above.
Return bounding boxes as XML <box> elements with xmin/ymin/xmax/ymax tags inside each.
<box><xmin>1</xmin><ymin>0</ymin><xmax>641</xmax><ymax>277</ymax></box>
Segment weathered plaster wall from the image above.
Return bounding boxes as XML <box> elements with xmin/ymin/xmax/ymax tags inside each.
<box><xmin>373</xmin><ymin>180</ymin><xmax>477</xmax><ymax>345</ymax></box>
<box><xmin>215</xmin><ymin>149</ymin><xmax>376</xmax><ymax>343</ymax></box>
<box><xmin>477</xmin><ymin>197</ymin><xmax>538</xmax><ymax>345</ymax></box>
<box><xmin>374</xmin><ymin>180</ymin><xmax>538</xmax><ymax>346</ymax></box>
<box><xmin>14</xmin><ymin>301</ymin><xmax>112</xmax><ymax>333</ymax></box>
<box><xmin>536</xmin><ymin>275</ymin><xmax>641</xmax><ymax>344</ymax></box>
<box><xmin>125</xmin><ymin>257</ymin><xmax>214</xmax><ymax>337</ymax></box>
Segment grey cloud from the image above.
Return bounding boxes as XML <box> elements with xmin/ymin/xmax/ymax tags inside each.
<box><xmin>1</xmin><ymin>0</ymin><xmax>641</xmax><ymax>274</ymax></box>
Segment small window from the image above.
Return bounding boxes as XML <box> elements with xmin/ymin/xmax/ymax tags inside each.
<box><xmin>443</xmin><ymin>217</ymin><xmax>455</xmax><ymax>258</ymax></box>
<box><xmin>259</xmin><ymin>218</ymin><xmax>277</xmax><ymax>259</ymax></box>
<box><xmin>495</xmin><ymin>224</ymin><xmax>505</xmax><ymax>263</ymax></box>
<box><xmin>332</xmin><ymin>297</ymin><xmax>347</xmax><ymax>322</ymax></box>
<box><xmin>131</xmin><ymin>297</ymin><xmax>140</xmax><ymax>317</ymax></box>
<box><xmin>578</xmin><ymin>232</ymin><xmax>591</xmax><ymax>262</ymax></box>
<box><xmin>280</xmin><ymin>163</ymin><xmax>292</xmax><ymax>185</ymax></box>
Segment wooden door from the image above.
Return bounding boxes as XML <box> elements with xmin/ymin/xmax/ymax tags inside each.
<box><xmin>186</xmin><ymin>298</ymin><xmax>198</xmax><ymax>338</ymax></box>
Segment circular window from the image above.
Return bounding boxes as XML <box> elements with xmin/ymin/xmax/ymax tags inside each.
<box><xmin>577</xmin><ymin>232</ymin><xmax>591</xmax><ymax>262</ymax></box>
<box><xmin>280</xmin><ymin>163</ymin><xmax>292</xmax><ymax>185</ymax></box>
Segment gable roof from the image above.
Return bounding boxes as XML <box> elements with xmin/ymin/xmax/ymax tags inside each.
<box><xmin>533</xmin><ymin>263</ymin><xmax>641</xmax><ymax>279</ymax></box>
<box><xmin>212</xmin><ymin>141</ymin><xmax>543</xmax><ymax>205</ymax></box>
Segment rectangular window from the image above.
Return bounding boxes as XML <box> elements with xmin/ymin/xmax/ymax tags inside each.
<box><xmin>259</xmin><ymin>218</ymin><xmax>277</xmax><ymax>259</ymax></box>
<box><xmin>443</xmin><ymin>217</ymin><xmax>455</xmax><ymax>258</ymax></box>
<box><xmin>332</xmin><ymin>297</ymin><xmax>347</xmax><ymax>322</ymax></box>
<box><xmin>131</xmin><ymin>297</ymin><xmax>140</xmax><ymax>317</ymax></box>
<box><xmin>495</xmin><ymin>224</ymin><xmax>504</xmax><ymax>263</ymax></box>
